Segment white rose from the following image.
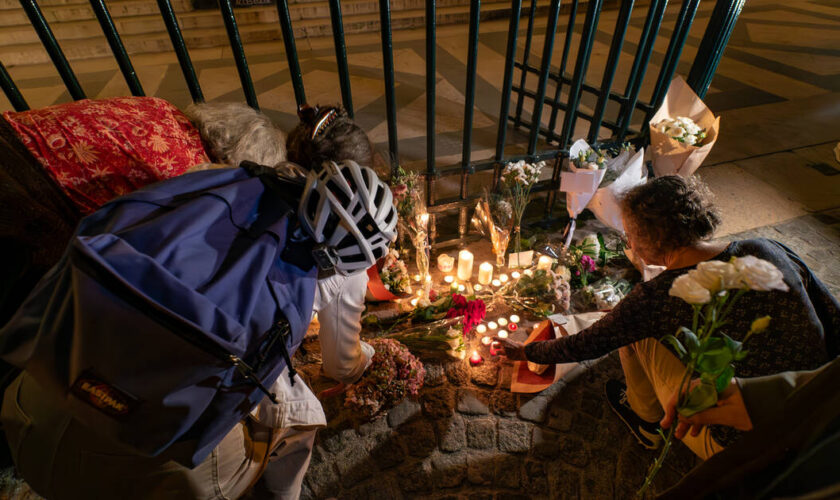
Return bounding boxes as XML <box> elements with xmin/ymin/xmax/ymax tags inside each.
<box><xmin>669</xmin><ymin>274</ymin><xmax>712</xmax><ymax>304</ymax></box>
<box><xmin>689</xmin><ymin>260</ymin><xmax>740</xmax><ymax>292</ymax></box>
<box><xmin>581</xmin><ymin>234</ymin><xmax>600</xmax><ymax>258</ymax></box>
<box><xmin>585</xmin><ymin>161</ymin><xmax>599</xmax><ymax>170</ymax></box>
<box><xmin>684</xmin><ymin>135</ymin><xmax>697</xmax><ymax>146</ymax></box>
<box><xmin>669</xmin><ymin>126</ymin><xmax>686</xmax><ymax>139</ymax></box>
<box><xmin>733</xmin><ymin>256</ymin><xmax>789</xmax><ymax>292</ymax></box>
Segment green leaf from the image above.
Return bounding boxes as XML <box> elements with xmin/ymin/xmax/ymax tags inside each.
<box><xmin>678</xmin><ymin>327</ymin><xmax>700</xmax><ymax>354</ymax></box>
<box><xmin>678</xmin><ymin>382</ymin><xmax>718</xmax><ymax>418</ymax></box>
<box><xmin>734</xmin><ymin>349</ymin><xmax>749</xmax><ymax>361</ymax></box>
<box><xmin>715</xmin><ymin>364</ymin><xmax>735</xmax><ymax>393</ymax></box>
<box><xmin>697</xmin><ymin>338</ymin><xmax>734</xmax><ymax>374</ymax></box>
<box><xmin>721</xmin><ymin>333</ymin><xmax>743</xmax><ymax>356</ymax></box>
<box><xmin>661</xmin><ymin>334</ymin><xmax>688</xmax><ymax>362</ymax></box>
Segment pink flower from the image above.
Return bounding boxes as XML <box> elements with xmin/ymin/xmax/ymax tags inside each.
<box><xmin>581</xmin><ymin>255</ymin><xmax>597</xmax><ymax>273</ymax></box>
<box><xmin>391</xmin><ymin>184</ymin><xmax>408</xmax><ymax>199</ymax></box>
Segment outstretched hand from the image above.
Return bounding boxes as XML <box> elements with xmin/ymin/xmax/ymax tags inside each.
<box><xmin>492</xmin><ymin>337</ymin><xmax>528</xmax><ymax>361</ymax></box>
<box><xmin>660</xmin><ymin>379</ymin><xmax>753</xmax><ymax>440</ymax></box>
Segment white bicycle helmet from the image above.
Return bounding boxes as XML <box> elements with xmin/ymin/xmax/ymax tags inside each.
<box><xmin>299</xmin><ymin>160</ymin><xmax>398</xmax><ymax>274</ymax></box>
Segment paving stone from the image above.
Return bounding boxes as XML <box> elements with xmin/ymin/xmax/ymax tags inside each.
<box><xmin>499</xmin><ymin>364</ymin><xmax>514</xmax><ymax>387</ymax></box>
<box><xmin>532</xmin><ymin>426</ymin><xmax>562</xmax><ymax>460</ymax></box>
<box><xmin>582</xmin><ymin>454</ymin><xmax>617</xmax><ymax>499</ymax></box>
<box><xmin>320</xmin><ymin>428</ymin><xmax>357</xmax><ymax>454</ymax></box>
<box><xmin>470</xmin><ymin>362</ymin><xmax>500</xmax><ymax>387</ymax></box>
<box><xmin>580</xmin><ymin>390</ymin><xmax>605</xmax><ymax>419</ymax></box>
<box><xmin>490</xmin><ymin>390</ymin><xmax>518</xmax><ymax>417</ymax></box>
<box><xmin>304</xmin><ymin>457</ymin><xmax>339</xmax><ymax>499</ymax></box>
<box><xmin>497</xmin><ymin>419</ymin><xmax>531</xmax><ymax>453</ymax></box>
<box><xmin>494</xmin><ymin>454</ymin><xmax>522</xmax><ymax>489</ymax></box>
<box><xmin>422</xmin><ymin>386</ymin><xmax>456</xmax><ymax>419</ymax></box>
<box><xmin>466</xmin><ymin>493</ymin><xmax>493</xmax><ymax>500</ymax></box>
<box><xmin>358</xmin><ymin>415</ymin><xmax>389</xmax><ymax>437</ymax></box>
<box><xmin>524</xmin><ymin>460</ymin><xmax>549</xmax><ymax>496</ymax></box>
<box><xmin>466</xmin><ymin>417</ymin><xmax>496</xmax><ymax>449</ymax></box>
<box><xmin>547</xmin><ymin>462</ymin><xmax>581</xmax><ymax>500</ymax></box>
<box><xmin>559</xmin><ymin>434</ymin><xmax>590</xmax><ymax>468</ymax></box>
<box><xmin>345</xmin><ymin>477</ymin><xmax>403</xmax><ymax>500</ymax></box>
<box><xmin>456</xmin><ymin>388</ymin><xmax>491</xmax><ymax>415</ymax></box>
<box><xmin>570</xmin><ymin>411</ymin><xmax>598</xmax><ymax>442</ymax></box>
<box><xmin>401</xmin><ymin>419</ymin><xmax>437</xmax><ymax>458</ymax></box>
<box><xmin>429</xmin><ymin>415</ymin><xmax>463</xmax><ymax>454</ymax></box>
<box><xmin>466</xmin><ymin>451</ymin><xmax>496</xmax><ymax>485</ymax></box>
<box><xmin>432</xmin><ymin>451</ymin><xmax>467</xmax><ymax>488</ymax></box>
<box><xmin>335</xmin><ymin>444</ymin><xmax>374</xmax><ymax>488</ymax></box>
<box><xmin>545</xmin><ymin>405</ymin><xmax>574</xmax><ymax>432</ymax></box>
<box><xmin>517</xmin><ymin>394</ymin><xmax>549</xmax><ymax>423</ymax></box>
<box><xmin>398</xmin><ymin>459</ymin><xmax>433</xmax><ymax>494</ymax></box>
<box><xmin>445</xmin><ymin>361</ymin><xmax>471</xmax><ymax>386</ymax></box>
<box><xmin>388</xmin><ymin>398</ymin><xmax>422</xmax><ymax>428</ymax></box>
<box><xmin>424</xmin><ymin>362</ymin><xmax>447</xmax><ymax>386</ymax></box>
<box><xmin>370</xmin><ymin>432</ymin><xmax>407</xmax><ymax>469</ymax></box>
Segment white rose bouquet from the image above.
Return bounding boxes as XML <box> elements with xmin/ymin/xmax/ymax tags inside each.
<box><xmin>500</xmin><ymin>159</ymin><xmax>546</xmax><ymax>259</ymax></box>
<box><xmin>648</xmin><ymin>76</ymin><xmax>720</xmax><ymax>177</ymax></box>
<box><xmin>638</xmin><ymin>256</ymin><xmax>789</xmax><ymax>497</ymax></box>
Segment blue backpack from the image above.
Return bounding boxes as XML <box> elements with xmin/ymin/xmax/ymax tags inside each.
<box><xmin>0</xmin><ymin>165</ymin><xmax>318</xmax><ymax>467</ymax></box>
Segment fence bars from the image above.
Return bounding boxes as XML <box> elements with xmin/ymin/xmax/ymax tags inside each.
<box><xmin>526</xmin><ymin>0</ymin><xmax>562</xmax><ymax>156</ymax></box>
<box><xmin>19</xmin><ymin>0</ymin><xmax>85</xmax><ymax>100</ymax></box>
<box><xmin>495</xmin><ymin>0</ymin><xmax>524</xmax><ymax>165</ymax></box>
<box><xmin>426</xmin><ymin>0</ymin><xmax>437</xmax><ymax>217</ymax></box>
<box><xmin>219</xmin><ymin>0</ymin><xmax>259</xmax><ymax>109</ymax></box>
<box><xmin>644</xmin><ymin>0</ymin><xmax>702</xmax><ymax>126</ymax></box>
<box><xmin>328</xmin><ymin>0</ymin><xmax>354</xmax><ymax>117</ymax></box>
<box><xmin>513</xmin><ymin>0</ymin><xmax>538</xmax><ymax>130</ymax></box>
<box><xmin>615</xmin><ymin>0</ymin><xmax>667</xmax><ymax>141</ymax></box>
<box><xmin>688</xmin><ymin>0</ymin><xmax>746</xmax><ymax>98</ymax></box>
<box><xmin>0</xmin><ymin>62</ymin><xmax>28</xmax><ymax>111</ymax></box>
<box><xmin>587</xmin><ymin>0</ymin><xmax>635</xmax><ymax>144</ymax></box>
<box><xmin>89</xmin><ymin>0</ymin><xmax>144</xmax><ymax>96</ymax></box>
<box><xmin>276</xmin><ymin>0</ymin><xmax>305</xmax><ymax>107</ymax></box>
<box><xmin>545</xmin><ymin>0</ymin><xmax>579</xmax><ymax>138</ymax></box>
<box><xmin>378</xmin><ymin>0</ymin><xmax>399</xmax><ymax>173</ymax></box>
<box><xmin>156</xmin><ymin>0</ymin><xmax>203</xmax><ymax>102</ymax></box>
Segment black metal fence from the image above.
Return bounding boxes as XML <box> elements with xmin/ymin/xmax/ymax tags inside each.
<box><xmin>0</xmin><ymin>0</ymin><xmax>745</xmax><ymax>249</ymax></box>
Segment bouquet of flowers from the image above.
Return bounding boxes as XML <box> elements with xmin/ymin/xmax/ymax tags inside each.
<box><xmin>584</xmin><ymin>277</ymin><xmax>631</xmax><ymax>310</ymax></box>
<box><xmin>561</xmin><ymin>241</ymin><xmax>598</xmax><ymax>288</ymax></box>
<box><xmin>366</xmin><ymin>249</ymin><xmax>412</xmax><ymax>301</ymax></box>
<box><xmin>637</xmin><ymin>256</ymin><xmax>788</xmax><ymax>497</ymax></box>
<box><xmin>391</xmin><ymin>165</ymin><xmax>431</xmax><ymax>298</ymax></box>
<box><xmin>588</xmin><ymin>144</ymin><xmax>647</xmax><ymax>233</ymax></box>
<box><xmin>345</xmin><ymin>338</ymin><xmax>426</xmax><ymax>418</ymax></box>
<box><xmin>387</xmin><ymin>318</ymin><xmax>466</xmax><ymax>359</ymax></box>
<box><xmin>445</xmin><ymin>293</ymin><xmax>486</xmax><ymax>335</ymax></box>
<box><xmin>648</xmin><ymin>76</ymin><xmax>719</xmax><ymax>177</ymax></box>
<box><xmin>560</xmin><ymin>139</ymin><xmax>609</xmax><ymax>247</ymax></box>
<box><xmin>472</xmin><ymin>192</ymin><xmax>514</xmax><ymax>268</ymax></box>
<box><xmin>500</xmin><ymin>160</ymin><xmax>546</xmax><ymax>265</ymax></box>
<box><xmin>502</xmin><ymin>268</ymin><xmax>571</xmax><ymax>316</ymax></box>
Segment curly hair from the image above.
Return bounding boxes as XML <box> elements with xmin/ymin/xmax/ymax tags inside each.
<box><xmin>286</xmin><ymin>104</ymin><xmax>372</xmax><ymax>169</ymax></box>
<box><xmin>619</xmin><ymin>175</ymin><xmax>721</xmax><ymax>253</ymax></box>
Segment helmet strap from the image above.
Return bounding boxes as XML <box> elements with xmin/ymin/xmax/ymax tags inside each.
<box><xmin>311</xmin><ymin>243</ymin><xmax>338</xmax><ymax>272</ymax></box>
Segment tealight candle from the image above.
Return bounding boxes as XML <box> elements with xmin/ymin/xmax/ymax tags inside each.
<box><xmin>497</xmin><ymin>329</ymin><xmax>508</xmax><ymax>339</ymax></box>
<box><xmin>425</xmin><ymin>274</ymin><xmax>432</xmax><ymax>283</ymax></box>
<box><xmin>476</xmin><ymin>324</ymin><xmax>487</xmax><ymax>334</ymax></box>
<box><xmin>498</xmin><ymin>317</ymin><xmax>509</xmax><ymax>327</ymax></box>
<box><xmin>523</xmin><ymin>269</ymin><xmax>533</xmax><ymax>277</ymax></box>
<box><xmin>491</xmin><ymin>279</ymin><xmax>501</xmax><ymax>287</ymax></box>
<box><xmin>509</xmin><ymin>323</ymin><xmax>518</xmax><ymax>331</ymax></box>
<box><xmin>477</xmin><ymin>262</ymin><xmax>493</xmax><ymax>285</ymax></box>
<box><xmin>510</xmin><ymin>314</ymin><xmax>520</xmax><ymax>324</ymax></box>
<box><xmin>469</xmin><ymin>350</ymin><xmax>483</xmax><ymax>366</ymax></box>
<box><xmin>511</xmin><ymin>271</ymin><xmax>521</xmax><ymax>279</ymax></box>
<box><xmin>499</xmin><ymin>273</ymin><xmax>509</xmax><ymax>283</ymax></box>
<box><xmin>410</xmin><ymin>298</ymin><xmax>418</xmax><ymax>306</ymax></box>
<box><xmin>413</xmin><ymin>274</ymin><xmax>421</xmax><ymax>282</ymax></box>
<box><xmin>444</xmin><ymin>275</ymin><xmax>454</xmax><ymax>284</ymax></box>
<box><xmin>474</xmin><ymin>284</ymin><xmax>483</xmax><ymax>292</ymax></box>
<box><xmin>481</xmin><ymin>336</ymin><xmax>492</xmax><ymax>345</ymax></box>
<box><xmin>488</xmin><ymin>321</ymin><xmax>498</xmax><ymax>330</ymax></box>
<box><xmin>457</xmin><ymin>250</ymin><xmax>474</xmax><ymax>281</ymax></box>
<box><xmin>457</xmin><ymin>284</ymin><xmax>466</xmax><ymax>293</ymax></box>
<box><xmin>537</xmin><ymin>255</ymin><xmax>553</xmax><ymax>271</ymax></box>
<box><xmin>437</xmin><ymin>254</ymin><xmax>455</xmax><ymax>273</ymax></box>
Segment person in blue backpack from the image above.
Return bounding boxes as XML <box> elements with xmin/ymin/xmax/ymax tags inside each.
<box><xmin>0</xmin><ymin>159</ymin><xmax>398</xmax><ymax>500</ymax></box>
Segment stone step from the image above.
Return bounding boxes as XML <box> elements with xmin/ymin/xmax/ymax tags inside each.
<box><xmin>0</xmin><ymin>1</ymin><xmax>522</xmax><ymax>65</ymax></box>
<box><xmin>1</xmin><ymin>0</ymin><xmax>195</xmax><ymax>26</ymax></box>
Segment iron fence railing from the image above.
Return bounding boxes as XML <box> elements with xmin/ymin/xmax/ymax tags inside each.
<box><xmin>0</xmin><ymin>0</ymin><xmax>745</xmax><ymax>249</ymax></box>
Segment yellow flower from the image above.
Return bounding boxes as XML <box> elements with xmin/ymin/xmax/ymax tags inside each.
<box><xmin>749</xmin><ymin>316</ymin><xmax>771</xmax><ymax>334</ymax></box>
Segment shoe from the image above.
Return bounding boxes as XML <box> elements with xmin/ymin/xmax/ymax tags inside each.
<box><xmin>605</xmin><ymin>379</ymin><xmax>662</xmax><ymax>450</ymax></box>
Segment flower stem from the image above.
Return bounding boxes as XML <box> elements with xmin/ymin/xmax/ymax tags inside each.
<box><xmin>636</xmin><ymin>424</ymin><xmax>676</xmax><ymax>499</ymax></box>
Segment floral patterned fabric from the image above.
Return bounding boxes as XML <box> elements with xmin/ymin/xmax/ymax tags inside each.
<box><xmin>3</xmin><ymin>97</ymin><xmax>209</xmax><ymax>213</ymax></box>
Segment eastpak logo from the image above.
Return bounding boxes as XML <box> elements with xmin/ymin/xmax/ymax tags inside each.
<box><xmin>71</xmin><ymin>370</ymin><xmax>138</xmax><ymax>418</ymax></box>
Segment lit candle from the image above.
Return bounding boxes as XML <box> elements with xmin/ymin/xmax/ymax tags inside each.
<box><xmin>497</xmin><ymin>329</ymin><xmax>508</xmax><ymax>339</ymax></box>
<box><xmin>476</xmin><ymin>324</ymin><xmax>487</xmax><ymax>334</ymax></box>
<box><xmin>444</xmin><ymin>275</ymin><xmax>454</xmax><ymax>284</ymax></box>
<box><xmin>537</xmin><ymin>255</ymin><xmax>553</xmax><ymax>271</ymax></box>
<box><xmin>509</xmin><ymin>314</ymin><xmax>520</xmax><ymax>324</ymax></box>
<box><xmin>410</xmin><ymin>298</ymin><xmax>418</xmax><ymax>306</ymax></box>
<box><xmin>499</xmin><ymin>273</ymin><xmax>509</xmax><ymax>283</ymax></box>
<box><xmin>509</xmin><ymin>323</ymin><xmax>518</xmax><ymax>331</ymax></box>
<box><xmin>413</xmin><ymin>274</ymin><xmax>421</xmax><ymax>282</ymax></box>
<box><xmin>418</xmin><ymin>213</ymin><xmax>429</xmax><ymax>227</ymax></box>
<box><xmin>511</xmin><ymin>271</ymin><xmax>521</xmax><ymax>279</ymax></box>
<box><xmin>488</xmin><ymin>321</ymin><xmax>498</xmax><ymax>330</ymax></box>
<box><xmin>457</xmin><ymin>284</ymin><xmax>466</xmax><ymax>293</ymax></box>
<box><xmin>481</xmin><ymin>336</ymin><xmax>492</xmax><ymax>345</ymax></box>
<box><xmin>469</xmin><ymin>350</ymin><xmax>483</xmax><ymax>366</ymax></box>
<box><xmin>477</xmin><ymin>262</ymin><xmax>493</xmax><ymax>285</ymax></box>
<box><xmin>524</xmin><ymin>269</ymin><xmax>533</xmax><ymax>277</ymax></box>
<box><xmin>491</xmin><ymin>279</ymin><xmax>501</xmax><ymax>287</ymax></box>
<box><xmin>425</xmin><ymin>274</ymin><xmax>432</xmax><ymax>283</ymax></box>
<box><xmin>474</xmin><ymin>284</ymin><xmax>483</xmax><ymax>292</ymax></box>
<box><xmin>438</xmin><ymin>254</ymin><xmax>455</xmax><ymax>273</ymax></box>
<box><xmin>457</xmin><ymin>250</ymin><xmax>474</xmax><ymax>281</ymax></box>
<box><xmin>498</xmin><ymin>317</ymin><xmax>509</xmax><ymax>327</ymax></box>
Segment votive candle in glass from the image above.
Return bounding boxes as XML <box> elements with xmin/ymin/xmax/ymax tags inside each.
<box><xmin>444</xmin><ymin>275</ymin><xmax>455</xmax><ymax>284</ymax></box>
<box><xmin>437</xmin><ymin>254</ymin><xmax>455</xmax><ymax>273</ymax></box>
<box><xmin>474</xmin><ymin>284</ymin><xmax>483</xmax><ymax>292</ymax></box>
<box><xmin>491</xmin><ymin>279</ymin><xmax>501</xmax><ymax>287</ymax></box>
<box><xmin>509</xmin><ymin>314</ymin><xmax>520</xmax><ymax>324</ymax></box>
<box><xmin>457</xmin><ymin>250</ymin><xmax>474</xmax><ymax>281</ymax></box>
<box><xmin>498</xmin><ymin>317</ymin><xmax>509</xmax><ymax>327</ymax></box>
<box><xmin>477</xmin><ymin>262</ymin><xmax>493</xmax><ymax>285</ymax></box>
<box><xmin>537</xmin><ymin>255</ymin><xmax>553</xmax><ymax>271</ymax></box>
<box><xmin>511</xmin><ymin>271</ymin><xmax>521</xmax><ymax>279</ymax></box>
<box><xmin>497</xmin><ymin>329</ymin><xmax>508</xmax><ymax>339</ymax></box>
<box><xmin>488</xmin><ymin>321</ymin><xmax>498</xmax><ymax>330</ymax></box>
<box><xmin>509</xmin><ymin>323</ymin><xmax>518</xmax><ymax>331</ymax></box>
<box><xmin>476</xmin><ymin>324</ymin><xmax>487</xmax><ymax>334</ymax></box>
<box><xmin>458</xmin><ymin>284</ymin><xmax>466</xmax><ymax>293</ymax></box>
<box><xmin>469</xmin><ymin>350</ymin><xmax>483</xmax><ymax>366</ymax></box>
<box><xmin>499</xmin><ymin>273</ymin><xmax>509</xmax><ymax>283</ymax></box>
